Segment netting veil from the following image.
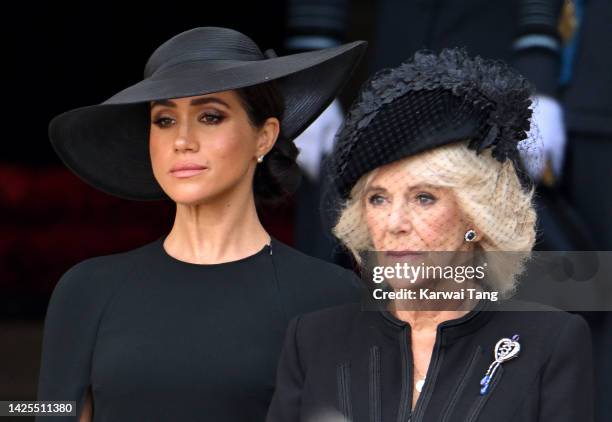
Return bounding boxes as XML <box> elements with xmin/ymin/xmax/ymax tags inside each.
<box><xmin>320</xmin><ymin>48</ymin><xmax>542</xmax><ymax>308</ymax></box>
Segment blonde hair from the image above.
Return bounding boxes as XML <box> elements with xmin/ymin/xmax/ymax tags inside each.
<box><xmin>332</xmin><ymin>141</ymin><xmax>537</xmax><ymax>297</ymax></box>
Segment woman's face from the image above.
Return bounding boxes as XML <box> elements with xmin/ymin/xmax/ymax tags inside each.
<box><xmin>149</xmin><ymin>90</ymin><xmax>278</xmax><ymax>204</ymax></box>
<box><xmin>363</xmin><ymin>156</ymin><xmax>473</xmax><ymax>254</ymax></box>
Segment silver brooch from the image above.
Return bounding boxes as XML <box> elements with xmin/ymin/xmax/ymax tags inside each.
<box><xmin>480</xmin><ymin>334</ymin><xmax>520</xmax><ymax>395</ymax></box>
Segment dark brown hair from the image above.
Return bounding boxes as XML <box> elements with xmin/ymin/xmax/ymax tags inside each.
<box><xmin>235</xmin><ymin>82</ymin><xmax>301</xmax><ymax>206</ymax></box>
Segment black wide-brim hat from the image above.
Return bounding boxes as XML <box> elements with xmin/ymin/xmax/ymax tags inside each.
<box><xmin>49</xmin><ymin>27</ymin><xmax>367</xmax><ymax>200</ymax></box>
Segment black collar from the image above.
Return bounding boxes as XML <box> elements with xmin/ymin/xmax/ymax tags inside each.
<box><xmin>376</xmin><ymin>298</ymin><xmax>495</xmax><ymax>346</ymax></box>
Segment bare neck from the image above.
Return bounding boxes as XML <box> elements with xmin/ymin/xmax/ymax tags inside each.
<box><xmin>163</xmin><ymin>183</ymin><xmax>270</xmax><ymax>265</ymax></box>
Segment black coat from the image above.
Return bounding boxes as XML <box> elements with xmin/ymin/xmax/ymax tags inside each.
<box><xmin>35</xmin><ymin>237</ymin><xmax>362</xmax><ymax>421</ymax></box>
<box><xmin>266</xmin><ymin>300</ymin><xmax>594</xmax><ymax>422</ymax></box>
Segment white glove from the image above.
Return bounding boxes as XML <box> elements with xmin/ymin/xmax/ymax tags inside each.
<box><xmin>519</xmin><ymin>95</ymin><xmax>567</xmax><ymax>183</ymax></box>
<box><xmin>293</xmin><ymin>99</ymin><xmax>344</xmax><ymax>181</ymax></box>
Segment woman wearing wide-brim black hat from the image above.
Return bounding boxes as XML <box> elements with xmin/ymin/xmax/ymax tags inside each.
<box><xmin>36</xmin><ymin>27</ymin><xmax>366</xmax><ymax>421</ymax></box>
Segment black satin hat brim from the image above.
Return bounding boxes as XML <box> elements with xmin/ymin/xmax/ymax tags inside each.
<box><xmin>49</xmin><ymin>41</ymin><xmax>367</xmax><ymax>201</ymax></box>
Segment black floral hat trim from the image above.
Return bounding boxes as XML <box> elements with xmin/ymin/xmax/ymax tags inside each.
<box><xmin>331</xmin><ymin>48</ymin><xmax>534</xmax><ymax>196</ymax></box>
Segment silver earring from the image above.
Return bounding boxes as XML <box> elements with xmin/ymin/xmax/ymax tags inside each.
<box><xmin>257</xmin><ymin>155</ymin><xmax>264</xmax><ymax>163</ymax></box>
<box><xmin>464</xmin><ymin>229</ymin><xmax>477</xmax><ymax>242</ymax></box>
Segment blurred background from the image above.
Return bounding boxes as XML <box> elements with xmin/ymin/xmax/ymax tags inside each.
<box><xmin>1</xmin><ymin>0</ymin><xmax>610</xmax><ymax>420</ymax></box>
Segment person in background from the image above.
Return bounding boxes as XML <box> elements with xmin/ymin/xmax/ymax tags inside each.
<box><xmin>558</xmin><ymin>1</ymin><xmax>612</xmax><ymax>419</ymax></box>
<box><xmin>284</xmin><ymin>0</ymin><xmax>356</xmax><ymax>263</ymax></box>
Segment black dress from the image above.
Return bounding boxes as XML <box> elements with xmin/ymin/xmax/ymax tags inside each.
<box><xmin>266</xmin><ymin>300</ymin><xmax>594</xmax><ymax>422</ymax></box>
<box><xmin>35</xmin><ymin>236</ymin><xmax>361</xmax><ymax>421</ymax></box>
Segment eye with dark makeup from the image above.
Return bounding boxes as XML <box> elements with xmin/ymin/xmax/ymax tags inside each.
<box><xmin>151</xmin><ymin>111</ymin><xmax>226</xmax><ymax>128</ymax></box>
<box><xmin>198</xmin><ymin>111</ymin><xmax>225</xmax><ymax>125</ymax></box>
<box><xmin>151</xmin><ymin>116</ymin><xmax>175</xmax><ymax>128</ymax></box>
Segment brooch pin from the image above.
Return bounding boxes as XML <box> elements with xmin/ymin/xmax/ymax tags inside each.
<box><xmin>480</xmin><ymin>334</ymin><xmax>520</xmax><ymax>395</ymax></box>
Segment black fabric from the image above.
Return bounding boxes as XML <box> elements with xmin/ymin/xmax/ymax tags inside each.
<box><xmin>370</xmin><ymin>0</ymin><xmax>562</xmax><ymax>98</ymax></box>
<box><xmin>512</xmin><ymin>48</ymin><xmax>561</xmax><ymax>98</ymax></box>
<box><xmin>561</xmin><ymin>133</ymin><xmax>612</xmax><ymax>250</ymax></box>
<box><xmin>516</xmin><ymin>0</ymin><xmax>564</xmax><ymax>37</ymax></box>
<box><xmin>332</xmin><ymin>88</ymin><xmax>484</xmax><ymax>199</ymax></box>
<box><xmin>35</xmin><ymin>236</ymin><xmax>362</xmax><ymax>421</ymax></box>
<box><xmin>561</xmin><ymin>0</ymin><xmax>612</xmax><ymax>135</ymax></box>
<box><xmin>327</xmin><ymin>48</ymin><xmax>533</xmax><ymax>201</ymax></box>
<box><xmin>266</xmin><ymin>300</ymin><xmax>594</xmax><ymax>422</ymax></box>
<box><xmin>48</xmin><ymin>27</ymin><xmax>367</xmax><ymax>201</ymax></box>
<box><xmin>285</xmin><ymin>0</ymin><xmax>350</xmax><ymax>51</ymax></box>
<box><xmin>532</xmin><ymin>185</ymin><xmax>598</xmax><ymax>251</ymax></box>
